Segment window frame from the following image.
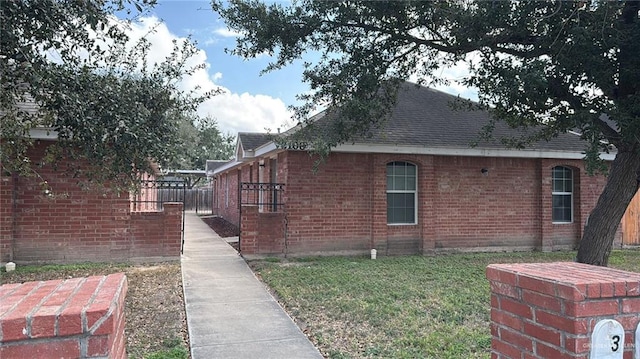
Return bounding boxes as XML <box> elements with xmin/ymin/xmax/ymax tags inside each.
<box><xmin>386</xmin><ymin>161</ymin><xmax>418</xmax><ymax>225</ymax></box>
<box><xmin>551</xmin><ymin>166</ymin><xmax>573</xmax><ymax>224</ymax></box>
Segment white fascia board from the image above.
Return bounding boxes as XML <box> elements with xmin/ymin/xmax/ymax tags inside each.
<box><xmin>254</xmin><ymin>141</ymin><xmax>279</xmax><ymax>157</ymax></box>
<box><xmin>213</xmin><ymin>142</ymin><xmax>282</xmax><ymax>176</ymax></box>
<box><xmin>212</xmin><ymin>160</ymin><xmax>242</xmax><ymax>175</ymax></box>
<box><xmin>29</xmin><ymin>127</ymin><xmax>59</xmax><ymax>140</ymax></box>
<box><xmin>333</xmin><ymin>143</ymin><xmax>616</xmax><ymax>161</ymax></box>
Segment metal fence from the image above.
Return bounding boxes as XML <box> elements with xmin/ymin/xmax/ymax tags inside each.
<box><xmin>239</xmin><ymin>182</ymin><xmax>285</xmax><ymax>212</ymax></box>
<box><xmin>130</xmin><ymin>180</ymin><xmax>213</xmax><ymax>214</ymax></box>
<box><xmin>130</xmin><ymin>180</ymin><xmax>184</xmax><ymax>212</ymax></box>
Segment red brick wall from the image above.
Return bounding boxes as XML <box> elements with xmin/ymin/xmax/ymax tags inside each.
<box><xmin>487</xmin><ymin>262</ymin><xmax>640</xmax><ymax>359</ymax></box>
<box><xmin>0</xmin><ymin>141</ymin><xmax>182</xmax><ymax>263</ymax></box>
<box><xmin>0</xmin><ymin>174</ymin><xmax>15</xmax><ymax>262</ymax></box>
<box><xmin>284</xmin><ymin>151</ymin><xmax>374</xmax><ymax>254</ymax></box>
<box><xmin>129</xmin><ymin>203</ymin><xmax>183</xmax><ymax>259</ymax></box>
<box><xmin>428</xmin><ymin>156</ymin><xmax>540</xmax><ymax>250</ymax></box>
<box><xmin>214</xmin><ymin>149</ymin><xmax>612</xmax><ymax>256</ymax></box>
<box><xmin>213</xmin><ymin>158</ymin><xmax>279</xmax><ymax>227</ymax></box>
<box><xmin>283</xmin><ymin>152</ymin><xmax>609</xmax><ymax>255</ymax></box>
<box><xmin>213</xmin><ymin>166</ymin><xmax>242</xmax><ymax>226</ymax></box>
<box><xmin>240</xmin><ymin>205</ymin><xmax>286</xmax><ymax>255</ymax></box>
<box><xmin>0</xmin><ymin>273</ymin><xmax>127</xmax><ymax>358</ymax></box>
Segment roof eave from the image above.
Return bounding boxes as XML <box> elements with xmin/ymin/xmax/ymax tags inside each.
<box><xmin>333</xmin><ymin>143</ymin><xmax>616</xmax><ymax>161</ymax></box>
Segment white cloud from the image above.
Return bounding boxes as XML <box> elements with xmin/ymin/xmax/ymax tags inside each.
<box><xmin>121</xmin><ymin>16</ymin><xmax>291</xmax><ymax>134</ymax></box>
<box><xmin>199</xmin><ymin>92</ymin><xmax>292</xmax><ymax>134</ymax></box>
<box><xmin>213</xmin><ymin>27</ymin><xmax>241</xmax><ymax>38</ymax></box>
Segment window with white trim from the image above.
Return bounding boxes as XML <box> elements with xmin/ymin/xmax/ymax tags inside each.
<box><xmin>386</xmin><ymin>161</ymin><xmax>417</xmax><ymax>224</ymax></box>
<box><xmin>552</xmin><ymin>166</ymin><xmax>573</xmax><ymax>223</ymax></box>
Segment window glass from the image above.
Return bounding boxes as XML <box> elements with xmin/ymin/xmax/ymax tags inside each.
<box><xmin>552</xmin><ymin>166</ymin><xmax>573</xmax><ymax>223</ymax></box>
<box><xmin>386</xmin><ymin>162</ymin><xmax>417</xmax><ymax>224</ymax></box>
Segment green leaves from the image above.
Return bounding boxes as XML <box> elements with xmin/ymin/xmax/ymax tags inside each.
<box><xmin>167</xmin><ymin>114</ymin><xmax>235</xmax><ymax>170</ymax></box>
<box><xmin>214</xmin><ymin>1</ymin><xmax>640</xmax><ymax>160</ymax></box>
<box><xmin>1</xmin><ymin>0</ymin><xmax>214</xmax><ymax>188</ymax></box>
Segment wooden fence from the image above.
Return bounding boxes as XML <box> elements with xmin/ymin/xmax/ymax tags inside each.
<box><xmin>623</xmin><ymin>191</ymin><xmax>640</xmax><ymax>246</ymax></box>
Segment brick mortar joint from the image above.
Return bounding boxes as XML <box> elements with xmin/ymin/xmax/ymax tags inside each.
<box><xmin>84</xmin><ymin>275</ymin><xmax>127</xmax><ymax>335</ymax></box>
<box><xmin>0</xmin><ymin>333</ymin><xmax>85</xmax><ymax>348</ymax></box>
<box><xmin>54</xmin><ymin>277</ymin><xmax>88</xmax><ymax>337</ymax></box>
<box><xmin>24</xmin><ymin>279</ymin><xmax>69</xmax><ymax>339</ymax></box>
<box><xmin>0</xmin><ymin>281</ymin><xmax>46</xmax><ymax>341</ymax></box>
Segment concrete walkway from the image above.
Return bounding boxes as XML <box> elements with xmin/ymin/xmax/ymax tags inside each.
<box><xmin>181</xmin><ymin>213</ymin><xmax>323</xmax><ymax>359</ymax></box>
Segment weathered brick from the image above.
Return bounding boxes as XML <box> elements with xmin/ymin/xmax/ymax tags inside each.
<box><xmin>499</xmin><ymin>327</ymin><xmax>533</xmax><ymax>352</ymax></box>
<box><xmin>86</xmin><ymin>335</ymin><xmax>111</xmax><ymax>357</ymax></box>
<box><xmin>488</xmin><ymin>263</ymin><xmax>640</xmax><ymax>359</ymax></box>
<box><xmin>490</xmin><ymin>309</ymin><xmax>523</xmax><ymax>331</ymax></box>
<box><xmin>535</xmin><ymin>341</ymin><xmax>577</xmax><ymax>359</ymax></box>
<box><xmin>487</xmin><ymin>266</ymin><xmax>518</xmax><ymax>286</ymax></box>
<box><xmin>523</xmin><ymin>322</ymin><xmax>561</xmax><ymax>347</ymax></box>
<box><xmin>2</xmin><ymin>141</ymin><xmax>182</xmax><ymax>263</ymax></box>
<box><xmin>522</xmin><ymin>289</ymin><xmax>562</xmax><ymax>313</ymax></box>
<box><xmin>492</xmin><ymin>338</ymin><xmax>522</xmax><ymax>359</ymax></box>
<box><xmin>622</xmin><ymin>298</ymin><xmax>640</xmax><ymax>314</ymax></box>
<box><xmin>0</xmin><ymin>274</ymin><xmax>127</xmax><ymax>359</ymax></box>
<box><xmin>500</xmin><ymin>297</ymin><xmax>533</xmax><ymax>319</ymax></box>
<box><xmin>0</xmin><ymin>339</ymin><xmax>80</xmax><ymax>358</ymax></box>
<box><xmin>565</xmin><ymin>299</ymin><xmax>620</xmax><ymax>318</ymax></box>
<box><xmin>536</xmin><ymin>310</ymin><xmax>589</xmax><ymax>334</ymax></box>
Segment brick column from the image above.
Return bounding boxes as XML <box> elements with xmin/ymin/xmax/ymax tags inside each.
<box><xmin>240</xmin><ymin>205</ymin><xmax>258</xmax><ymax>254</ymax></box>
<box><xmin>162</xmin><ymin>202</ymin><xmax>183</xmax><ymax>256</ymax></box>
<box><xmin>487</xmin><ymin>262</ymin><xmax>640</xmax><ymax>359</ymax></box>
<box><xmin>0</xmin><ymin>273</ymin><xmax>128</xmax><ymax>358</ymax></box>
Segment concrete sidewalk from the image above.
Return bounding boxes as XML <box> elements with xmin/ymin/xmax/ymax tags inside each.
<box><xmin>181</xmin><ymin>213</ymin><xmax>323</xmax><ymax>359</ymax></box>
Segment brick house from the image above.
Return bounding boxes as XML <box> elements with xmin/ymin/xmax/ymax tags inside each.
<box><xmin>212</xmin><ymin>82</ymin><xmax>639</xmax><ymax>257</ymax></box>
<box><xmin>0</xmin><ymin>130</ymin><xmax>183</xmax><ymax>264</ymax></box>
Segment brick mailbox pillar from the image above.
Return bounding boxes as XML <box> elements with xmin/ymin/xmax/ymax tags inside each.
<box><xmin>487</xmin><ymin>262</ymin><xmax>640</xmax><ymax>359</ymax></box>
<box><xmin>0</xmin><ymin>273</ymin><xmax>128</xmax><ymax>358</ymax></box>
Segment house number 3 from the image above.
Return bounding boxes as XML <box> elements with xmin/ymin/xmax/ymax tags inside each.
<box><xmin>610</xmin><ymin>335</ymin><xmax>621</xmax><ymax>352</ymax></box>
<box><xmin>590</xmin><ymin>319</ymin><xmax>624</xmax><ymax>358</ymax></box>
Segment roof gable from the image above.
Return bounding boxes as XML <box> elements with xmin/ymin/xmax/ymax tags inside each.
<box><xmin>232</xmin><ymin>132</ymin><xmax>274</xmax><ymax>162</ymax></box>
<box><xmin>238</xmin><ymin>132</ymin><xmax>272</xmax><ymax>152</ymax></box>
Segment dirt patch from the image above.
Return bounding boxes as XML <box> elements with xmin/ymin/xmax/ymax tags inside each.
<box><xmin>201</xmin><ymin>216</ymin><xmax>239</xmax><ymax>238</ymax></box>
<box><xmin>0</xmin><ymin>262</ymin><xmax>188</xmax><ymax>359</ymax></box>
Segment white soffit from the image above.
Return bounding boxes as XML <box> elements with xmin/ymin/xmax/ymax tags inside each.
<box><xmin>333</xmin><ymin>143</ymin><xmax>616</xmax><ymax>161</ymax></box>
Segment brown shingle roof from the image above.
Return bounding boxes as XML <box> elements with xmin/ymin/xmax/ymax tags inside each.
<box><xmin>238</xmin><ymin>132</ymin><xmax>272</xmax><ymax>151</ymax></box>
<box><xmin>295</xmin><ymin>81</ymin><xmax>592</xmax><ymax>153</ymax></box>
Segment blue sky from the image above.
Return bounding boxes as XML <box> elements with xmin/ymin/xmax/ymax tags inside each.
<box><xmin>116</xmin><ymin>1</ymin><xmax>476</xmax><ymax>135</ymax></box>
<box><xmin>147</xmin><ymin>1</ymin><xmax>309</xmax><ymax>106</ymax></box>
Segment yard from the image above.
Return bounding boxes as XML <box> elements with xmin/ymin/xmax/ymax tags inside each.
<box><xmin>4</xmin><ymin>250</ymin><xmax>640</xmax><ymax>359</ymax></box>
<box><xmin>248</xmin><ymin>250</ymin><xmax>640</xmax><ymax>359</ymax></box>
<box><xmin>0</xmin><ymin>262</ymin><xmax>188</xmax><ymax>359</ymax></box>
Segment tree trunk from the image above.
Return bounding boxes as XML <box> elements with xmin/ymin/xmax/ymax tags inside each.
<box><xmin>576</xmin><ymin>150</ymin><xmax>640</xmax><ymax>266</ymax></box>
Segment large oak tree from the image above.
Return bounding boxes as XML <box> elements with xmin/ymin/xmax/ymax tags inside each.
<box><xmin>1</xmin><ymin>0</ymin><xmax>215</xmax><ymax>187</ymax></box>
<box><xmin>212</xmin><ymin>0</ymin><xmax>640</xmax><ymax>265</ymax></box>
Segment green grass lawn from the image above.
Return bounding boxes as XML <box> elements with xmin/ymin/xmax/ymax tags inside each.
<box><xmin>249</xmin><ymin>250</ymin><xmax>640</xmax><ymax>359</ymax></box>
